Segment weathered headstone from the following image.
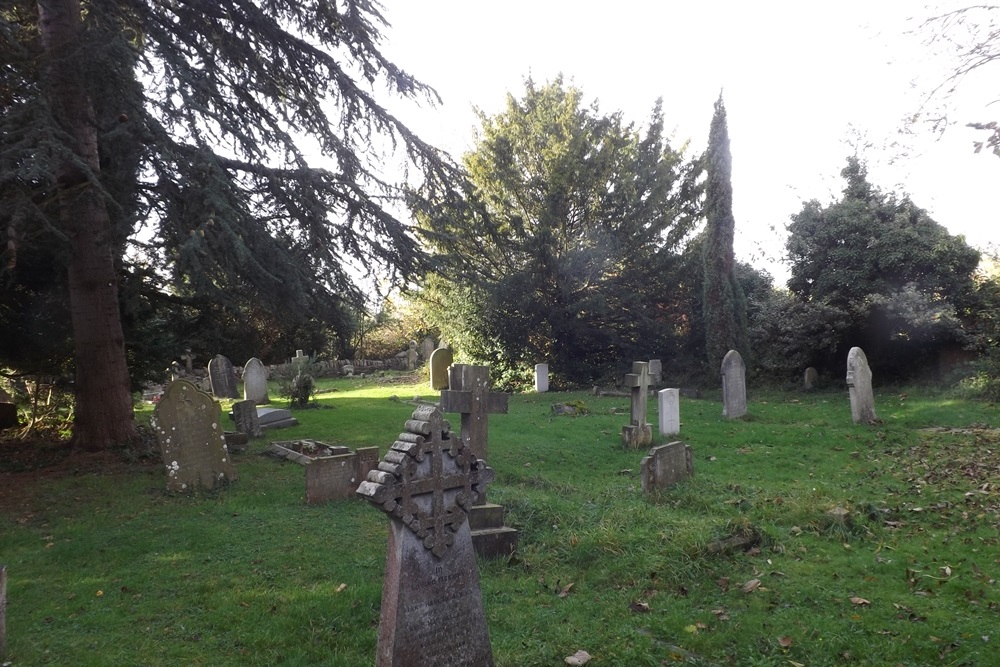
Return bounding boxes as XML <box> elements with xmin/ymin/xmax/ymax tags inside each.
<box><xmin>151</xmin><ymin>380</ymin><xmax>237</xmax><ymax>492</ymax></box>
<box><xmin>0</xmin><ymin>403</ymin><xmax>17</xmax><ymax>430</ymax></box>
<box><xmin>243</xmin><ymin>357</ymin><xmax>269</xmax><ymax>404</ymax></box>
<box><xmin>357</xmin><ymin>406</ymin><xmax>495</xmax><ymax>667</ymax></box>
<box><xmin>648</xmin><ymin>359</ymin><xmax>663</xmax><ymax>384</ymax></box>
<box><xmin>640</xmin><ymin>441</ymin><xmax>694</xmax><ymax>493</ymax></box>
<box><xmin>180</xmin><ymin>349</ymin><xmax>194</xmax><ymax>372</ymax></box>
<box><xmin>232</xmin><ymin>399</ymin><xmax>262</xmax><ymax>438</ymax></box>
<box><xmin>421</xmin><ymin>336</ymin><xmax>436</xmax><ymax>362</ymax></box>
<box><xmin>208</xmin><ymin>354</ymin><xmax>238</xmax><ymax>399</ymax></box>
<box><xmin>439</xmin><ymin>364</ymin><xmax>517</xmax><ymax>558</ymax></box>
<box><xmin>846</xmin><ymin>347</ymin><xmax>877</xmax><ymax>424</ymax></box>
<box><xmin>534</xmin><ymin>363</ymin><xmax>549</xmax><ymax>393</ymax></box>
<box><xmin>429</xmin><ymin>347</ymin><xmax>453</xmax><ymax>390</ymax></box>
<box><xmin>621</xmin><ymin>361</ymin><xmax>653</xmax><ymax>449</ymax></box>
<box><xmin>307</xmin><ymin>452</ymin><xmax>362</xmax><ymax>504</ymax></box>
<box><xmin>658</xmin><ymin>388</ymin><xmax>680</xmax><ymax>436</ymax></box>
<box><xmin>405</xmin><ymin>341</ymin><xmax>419</xmax><ymax>371</ymax></box>
<box><xmin>804</xmin><ymin>366</ymin><xmax>818</xmax><ymax>390</ymax></box>
<box><xmin>721</xmin><ymin>350</ymin><xmax>747</xmax><ymax>419</ymax></box>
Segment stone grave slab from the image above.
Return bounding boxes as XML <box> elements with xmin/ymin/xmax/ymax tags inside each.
<box><xmin>641</xmin><ymin>441</ymin><xmax>694</xmax><ymax>493</ymax></box>
<box><xmin>721</xmin><ymin>349</ymin><xmax>747</xmax><ymax>418</ymax></box>
<box><xmin>357</xmin><ymin>405</ymin><xmax>494</xmax><ymax>666</ymax></box>
<box><xmin>257</xmin><ymin>407</ymin><xmax>299</xmax><ymax>430</ymax></box>
<box><xmin>151</xmin><ymin>380</ymin><xmax>237</xmax><ymax>492</ymax></box>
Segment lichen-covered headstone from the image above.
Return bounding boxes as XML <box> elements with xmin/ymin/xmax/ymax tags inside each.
<box><xmin>357</xmin><ymin>406</ymin><xmax>494</xmax><ymax>666</ymax></box>
<box><xmin>640</xmin><ymin>441</ymin><xmax>694</xmax><ymax>493</ymax></box>
<box><xmin>243</xmin><ymin>357</ymin><xmax>269</xmax><ymax>404</ymax></box>
<box><xmin>152</xmin><ymin>380</ymin><xmax>236</xmax><ymax>492</ymax></box>
<box><xmin>621</xmin><ymin>361</ymin><xmax>653</xmax><ymax>449</ymax></box>
<box><xmin>208</xmin><ymin>354</ymin><xmax>238</xmax><ymax>399</ymax></box>
<box><xmin>658</xmin><ymin>387</ymin><xmax>680</xmax><ymax>436</ymax></box>
<box><xmin>846</xmin><ymin>347</ymin><xmax>877</xmax><ymax>424</ymax></box>
<box><xmin>429</xmin><ymin>347</ymin><xmax>453</xmax><ymax>390</ymax></box>
<box><xmin>721</xmin><ymin>349</ymin><xmax>747</xmax><ymax>419</ymax></box>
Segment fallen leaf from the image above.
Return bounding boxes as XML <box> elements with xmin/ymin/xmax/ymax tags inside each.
<box><xmin>564</xmin><ymin>649</ymin><xmax>591</xmax><ymax>665</ymax></box>
<box><xmin>742</xmin><ymin>579</ymin><xmax>761</xmax><ymax>594</ymax></box>
<box><xmin>629</xmin><ymin>601</ymin><xmax>650</xmax><ymax>613</ymax></box>
<box><xmin>850</xmin><ymin>596</ymin><xmax>871</xmax><ymax>606</ymax></box>
<box><xmin>96</xmin><ymin>590</ymin><xmax>104</xmax><ymax>597</ymax></box>
<box><xmin>778</xmin><ymin>636</ymin><xmax>793</xmax><ymax>648</ymax></box>
<box><xmin>558</xmin><ymin>583</ymin><xmax>575</xmax><ymax>598</ymax></box>
<box><xmin>716</xmin><ymin>577</ymin><xmax>730</xmax><ymax>592</ymax></box>
<box><xmin>336</xmin><ymin>583</ymin><xmax>347</xmax><ymax>593</ymax></box>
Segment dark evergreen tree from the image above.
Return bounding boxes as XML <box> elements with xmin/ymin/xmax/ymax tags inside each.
<box><xmin>702</xmin><ymin>94</ymin><xmax>749</xmax><ymax>368</ymax></box>
<box><xmin>1</xmin><ymin>0</ymin><xmax>458</xmax><ymax>449</ymax></box>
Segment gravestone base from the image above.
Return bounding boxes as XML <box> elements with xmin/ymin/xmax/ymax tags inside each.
<box><xmin>621</xmin><ymin>423</ymin><xmax>652</xmax><ymax>450</ymax></box>
<box><xmin>469</xmin><ymin>503</ymin><xmax>518</xmax><ymax>560</ymax></box>
<box><xmin>224</xmin><ymin>432</ymin><xmax>250</xmax><ymax>454</ymax></box>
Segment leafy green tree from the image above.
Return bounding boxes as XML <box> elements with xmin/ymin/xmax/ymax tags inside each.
<box><xmin>1</xmin><ymin>1</ymin><xmax>456</xmax><ymax>450</ymax></box>
<box><xmin>416</xmin><ymin>78</ymin><xmax>701</xmax><ymax>388</ymax></box>
<box><xmin>785</xmin><ymin>157</ymin><xmax>980</xmax><ymax>378</ymax></box>
<box><xmin>702</xmin><ymin>94</ymin><xmax>749</xmax><ymax>368</ymax></box>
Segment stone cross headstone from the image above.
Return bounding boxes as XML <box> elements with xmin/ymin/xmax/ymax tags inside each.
<box><xmin>721</xmin><ymin>349</ymin><xmax>747</xmax><ymax>419</ymax></box>
<box><xmin>621</xmin><ymin>361</ymin><xmax>653</xmax><ymax>449</ymax></box>
<box><xmin>357</xmin><ymin>406</ymin><xmax>495</xmax><ymax>666</ymax></box>
<box><xmin>846</xmin><ymin>347</ymin><xmax>877</xmax><ymax>424</ymax></box>
<box><xmin>640</xmin><ymin>441</ymin><xmax>694</xmax><ymax>493</ymax></box>
<box><xmin>648</xmin><ymin>359</ymin><xmax>663</xmax><ymax>384</ymax></box>
<box><xmin>439</xmin><ymin>364</ymin><xmax>509</xmax><ymax>461</ymax></box>
<box><xmin>243</xmin><ymin>357</ymin><xmax>269</xmax><ymax>404</ymax></box>
<box><xmin>406</xmin><ymin>341</ymin><xmax>419</xmax><ymax>371</ymax></box>
<box><xmin>208</xmin><ymin>354</ymin><xmax>238</xmax><ymax>399</ymax></box>
<box><xmin>429</xmin><ymin>347</ymin><xmax>453</xmax><ymax>390</ymax></box>
<box><xmin>804</xmin><ymin>366</ymin><xmax>818</xmax><ymax>391</ymax></box>
<box><xmin>421</xmin><ymin>336</ymin><xmax>436</xmax><ymax>362</ymax></box>
<box><xmin>658</xmin><ymin>387</ymin><xmax>680</xmax><ymax>436</ymax></box>
<box><xmin>151</xmin><ymin>380</ymin><xmax>237</xmax><ymax>492</ymax></box>
<box><xmin>232</xmin><ymin>399</ymin><xmax>262</xmax><ymax>438</ymax></box>
<box><xmin>534</xmin><ymin>363</ymin><xmax>549</xmax><ymax>393</ymax></box>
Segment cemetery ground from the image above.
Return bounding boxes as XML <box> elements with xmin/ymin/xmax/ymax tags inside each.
<box><xmin>1</xmin><ymin>377</ymin><xmax>999</xmax><ymax>666</ymax></box>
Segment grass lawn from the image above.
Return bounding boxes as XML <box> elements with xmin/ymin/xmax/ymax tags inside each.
<box><xmin>1</xmin><ymin>374</ymin><xmax>999</xmax><ymax>666</ymax></box>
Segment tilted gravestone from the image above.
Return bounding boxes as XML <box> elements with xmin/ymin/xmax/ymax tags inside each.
<box><xmin>208</xmin><ymin>354</ymin><xmax>238</xmax><ymax>399</ymax></box>
<box><xmin>357</xmin><ymin>406</ymin><xmax>495</xmax><ymax>666</ymax></box>
<box><xmin>658</xmin><ymin>387</ymin><xmax>680</xmax><ymax>436</ymax></box>
<box><xmin>846</xmin><ymin>347</ymin><xmax>877</xmax><ymax>424</ymax></box>
<box><xmin>804</xmin><ymin>366</ymin><xmax>818</xmax><ymax>391</ymax></box>
<box><xmin>621</xmin><ymin>361</ymin><xmax>653</xmax><ymax>449</ymax></box>
<box><xmin>534</xmin><ymin>363</ymin><xmax>549</xmax><ymax>393</ymax></box>
<box><xmin>232</xmin><ymin>399</ymin><xmax>262</xmax><ymax>438</ymax></box>
<box><xmin>243</xmin><ymin>357</ymin><xmax>269</xmax><ymax>404</ymax></box>
<box><xmin>440</xmin><ymin>364</ymin><xmax>517</xmax><ymax>558</ymax></box>
<box><xmin>429</xmin><ymin>347</ymin><xmax>453</xmax><ymax>390</ymax></box>
<box><xmin>152</xmin><ymin>380</ymin><xmax>237</xmax><ymax>492</ymax></box>
<box><xmin>640</xmin><ymin>441</ymin><xmax>694</xmax><ymax>493</ymax></box>
<box><xmin>721</xmin><ymin>350</ymin><xmax>747</xmax><ymax>419</ymax></box>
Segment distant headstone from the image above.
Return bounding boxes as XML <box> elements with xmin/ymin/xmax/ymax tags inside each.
<box><xmin>208</xmin><ymin>354</ymin><xmax>238</xmax><ymax>399</ymax></box>
<box><xmin>846</xmin><ymin>347</ymin><xmax>877</xmax><ymax>424</ymax></box>
<box><xmin>421</xmin><ymin>336</ymin><xmax>436</xmax><ymax>362</ymax></box>
<box><xmin>804</xmin><ymin>367</ymin><xmax>818</xmax><ymax>390</ymax></box>
<box><xmin>292</xmin><ymin>349</ymin><xmax>309</xmax><ymax>372</ymax></box>
<box><xmin>357</xmin><ymin>406</ymin><xmax>495</xmax><ymax>666</ymax></box>
<box><xmin>621</xmin><ymin>361</ymin><xmax>653</xmax><ymax>449</ymax></box>
<box><xmin>243</xmin><ymin>357</ymin><xmax>269</xmax><ymax>404</ymax></box>
<box><xmin>721</xmin><ymin>350</ymin><xmax>747</xmax><ymax>419</ymax></box>
<box><xmin>534</xmin><ymin>363</ymin><xmax>549</xmax><ymax>393</ymax></box>
<box><xmin>640</xmin><ymin>441</ymin><xmax>694</xmax><ymax>493</ymax></box>
<box><xmin>180</xmin><ymin>349</ymin><xmax>194</xmax><ymax>372</ymax></box>
<box><xmin>648</xmin><ymin>359</ymin><xmax>663</xmax><ymax>384</ymax></box>
<box><xmin>429</xmin><ymin>347</ymin><xmax>453</xmax><ymax>390</ymax></box>
<box><xmin>658</xmin><ymin>388</ymin><xmax>680</xmax><ymax>436</ymax></box>
<box><xmin>232</xmin><ymin>399</ymin><xmax>262</xmax><ymax>438</ymax></box>
<box><xmin>151</xmin><ymin>380</ymin><xmax>237</xmax><ymax>492</ymax></box>
<box><xmin>0</xmin><ymin>403</ymin><xmax>18</xmax><ymax>430</ymax></box>
<box><xmin>406</xmin><ymin>341</ymin><xmax>419</xmax><ymax>371</ymax></box>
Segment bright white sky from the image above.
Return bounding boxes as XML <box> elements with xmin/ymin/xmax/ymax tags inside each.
<box><xmin>376</xmin><ymin>0</ymin><xmax>1000</xmax><ymax>286</ymax></box>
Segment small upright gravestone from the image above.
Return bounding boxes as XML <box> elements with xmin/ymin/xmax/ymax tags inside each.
<box><xmin>429</xmin><ymin>347</ymin><xmax>453</xmax><ymax>390</ymax></box>
<box><xmin>420</xmin><ymin>336</ymin><xmax>436</xmax><ymax>363</ymax></box>
<box><xmin>243</xmin><ymin>357</ymin><xmax>269</xmax><ymax>404</ymax></box>
<box><xmin>358</xmin><ymin>406</ymin><xmax>495</xmax><ymax>667</ymax></box>
<box><xmin>846</xmin><ymin>347</ymin><xmax>877</xmax><ymax>424</ymax></box>
<box><xmin>534</xmin><ymin>363</ymin><xmax>549</xmax><ymax>393</ymax></box>
<box><xmin>232</xmin><ymin>399</ymin><xmax>262</xmax><ymax>438</ymax></box>
<box><xmin>640</xmin><ymin>441</ymin><xmax>694</xmax><ymax>493</ymax></box>
<box><xmin>721</xmin><ymin>350</ymin><xmax>747</xmax><ymax>419</ymax></box>
<box><xmin>208</xmin><ymin>354</ymin><xmax>238</xmax><ymax>399</ymax></box>
<box><xmin>804</xmin><ymin>366</ymin><xmax>818</xmax><ymax>391</ymax></box>
<box><xmin>152</xmin><ymin>380</ymin><xmax>237</xmax><ymax>492</ymax></box>
<box><xmin>647</xmin><ymin>359</ymin><xmax>663</xmax><ymax>384</ymax></box>
<box><xmin>621</xmin><ymin>361</ymin><xmax>653</xmax><ymax>449</ymax></box>
<box><xmin>658</xmin><ymin>387</ymin><xmax>680</xmax><ymax>436</ymax></box>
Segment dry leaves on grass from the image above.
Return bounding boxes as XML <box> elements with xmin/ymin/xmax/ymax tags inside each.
<box><xmin>558</xmin><ymin>583</ymin><xmax>575</xmax><ymax>598</ymax></box>
<box><xmin>564</xmin><ymin>649</ymin><xmax>591</xmax><ymax>665</ymax></box>
<box><xmin>741</xmin><ymin>578</ymin><xmax>761</xmax><ymax>594</ymax></box>
<box><xmin>850</xmin><ymin>596</ymin><xmax>871</xmax><ymax>606</ymax></box>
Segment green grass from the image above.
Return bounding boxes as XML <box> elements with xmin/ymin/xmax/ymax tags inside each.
<box><xmin>2</xmin><ymin>376</ymin><xmax>999</xmax><ymax>665</ymax></box>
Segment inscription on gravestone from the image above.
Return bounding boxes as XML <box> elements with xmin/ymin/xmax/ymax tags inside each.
<box><xmin>357</xmin><ymin>406</ymin><xmax>494</xmax><ymax>666</ymax></box>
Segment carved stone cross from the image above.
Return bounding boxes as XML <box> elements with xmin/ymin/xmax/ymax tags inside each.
<box><xmin>439</xmin><ymin>364</ymin><xmax>508</xmax><ymax>461</ymax></box>
<box><xmin>621</xmin><ymin>361</ymin><xmax>653</xmax><ymax>449</ymax></box>
<box><xmin>358</xmin><ymin>405</ymin><xmax>493</xmax><ymax>558</ymax></box>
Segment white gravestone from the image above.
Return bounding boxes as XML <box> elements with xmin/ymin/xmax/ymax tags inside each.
<box><xmin>534</xmin><ymin>364</ymin><xmax>549</xmax><ymax>393</ymax></box>
<box><xmin>658</xmin><ymin>388</ymin><xmax>680</xmax><ymax>436</ymax></box>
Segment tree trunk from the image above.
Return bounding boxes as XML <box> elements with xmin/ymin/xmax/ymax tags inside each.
<box><xmin>38</xmin><ymin>0</ymin><xmax>138</xmax><ymax>451</ymax></box>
